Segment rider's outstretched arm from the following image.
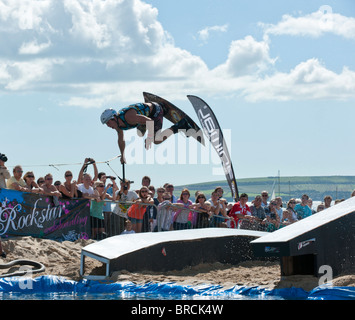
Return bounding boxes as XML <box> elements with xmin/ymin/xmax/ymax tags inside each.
<box><xmin>117</xmin><ymin>129</ymin><xmax>126</xmax><ymax>164</ymax></box>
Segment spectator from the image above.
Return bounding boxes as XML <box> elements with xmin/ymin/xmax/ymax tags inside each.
<box><xmin>294</xmin><ymin>194</ymin><xmax>312</xmax><ymax>220</ymax></box>
<box><xmin>317</xmin><ymin>203</ymin><xmax>325</xmax><ymax>212</ymax></box>
<box><xmin>150</xmin><ymin>187</ymin><xmax>165</xmax><ymax>231</ymax></box>
<box><xmin>308</xmin><ymin>198</ymin><xmax>316</xmax><ymax>214</ymax></box>
<box><xmin>334</xmin><ymin>199</ymin><xmax>345</xmax><ymax>205</ymax></box>
<box><xmin>23</xmin><ymin>171</ymin><xmax>44</xmax><ymax>194</ymax></box>
<box><xmin>127</xmin><ymin>186</ymin><xmax>153</xmax><ymax>233</ymax></box>
<box><xmin>115</xmin><ymin>179</ymin><xmax>138</xmax><ymax>202</ymax></box>
<box><xmin>229</xmin><ymin>193</ymin><xmax>253</xmax><ymax>229</ymax></box>
<box><xmin>173</xmin><ymin>188</ymin><xmax>193</xmax><ymax>230</ymax></box>
<box><xmin>54</xmin><ymin>181</ymin><xmax>61</xmax><ymax>191</ymax></box>
<box><xmin>145</xmin><ymin>185</ymin><xmax>156</xmax><ymax>232</ymax></box>
<box><xmin>97</xmin><ymin>172</ymin><xmax>118</xmax><ymax>226</ymax></box>
<box><xmin>0</xmin><ymin>153</ymin><xmax>10</xmax><ymax>189</ymax></box>
<box><xmin>90</xmin><ymin>181</ymin><xmax>112</xmax><ymax>239</ymax></box>
<box><xmin>214</xmin><ymin>186</ymin><xmax>224</xmax><ymax>199</ymax></box>
<box><xmin>114</xmin><ymin>179</ymin><xmax>138</xmax><ymax>219</ymax></box>
<box><xmin>37</xmin><ymin>177</ymin><xmax>45</xmax><ymax>188</ymax></box>
<box><xmin>77</xmin><ymin>173</ymin><xmax>96</xmax><ymax>199</ymax></box>
<box><xmin>121</xmin><ymin>219</ymin><xmax>135</xmax><ymax>235</ymax></box>
<box><xmin>249</xmin><ymin>195</ymin><xmax>267</xmax><ymax>230</ymax></box>
<box><xmin>77</xmin><ymin>158</ymin><xmax>98</xmax><ymax>185</ymax></box>
<box><xmin>6</xmin><ymin>165</ymin><xmax>30</xmax><ymax>192</ymax></box>
<box><xmin>42</xmin><ymin>173</ymin><xmax>62</xmax><ymax>198</ymax></box>
<box><xmin>98</xmin><ymin>172</ymin><xmax>118</xmax><ymax>196</ymax></box>
<box><xmin>281</xmin><ymin>199</ymin><xmax>298</xmax><ymax>226</ymax></box>
<box><xmin>165</xmin><ymin>183</ymin><xmax>177</xmax><ymax>203</ymax></box>
<box><xmin>261</xmin><ymin>191</ymin><xmax>269</xmax><ymax>208</ymax></box>
<box><xmin>157</xmin><ymin>192</ymin><xmax>176</xmax><ymax>231</ymax></box>
<box><xmin>324</xmin><ymin>195</ymin><xmax>332</xmax><ymax>209</ymax></box>
<box><xmin>141</xmin><ymin>176</ymin><xmax>151</xmax><ymax>187</ymax></box>
<box><xmin>264</xmin><ymin>200</ymin><xmax>280</xmax><ymax>231</ymax></box>
<box><xmin>190</xmin><ymin>192</ymin><xmax>211</xmax><ymax>228</ymax></box>
<box><xmin>208</xmin><ymin>191</ymin><xmax>228</xmax><ymax>228</ymax></box>
<box><xmin>59</xmin><ymin>171</ymin><xmax>78</xmax><ymax>199</ymax></box>
<box><xmin>275</xmin><ymin>197</ymin><xmax>283</xmax><ymax>219</ymax></box>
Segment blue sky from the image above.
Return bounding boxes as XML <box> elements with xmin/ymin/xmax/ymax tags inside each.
<box><xmin>1</xmin><ymin>0</ymin><xmax>355</xmax><ymax>191</ymax></box>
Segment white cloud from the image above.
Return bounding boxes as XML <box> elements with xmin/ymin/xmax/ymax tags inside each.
<box><xmin>198</xmin><ymin>24</ymin><xmax>228</xmax><ymax>42</ymax></box>
<box><xmin>0</xmin><ymin>1</ymin><xmax>354</xmax><ymax>105</ymax></box>
<box><xmin>212</xmin><ymin>35</ymin><xmax>276</xmax><ymax>77</ymax></box>
<box><xmin>19</xmin><ymin>39</ymin><xmax>51</xmax><ymax>54</ymax></box>
<box><xmin>261</xmin><ymin>6</ymin><xmax>355</xmax><ymax>39</ymax></box>
<box><xmin>241</xmin><ymin>58</ymin><xmax>355</xmax><ymax>102</ymax></box>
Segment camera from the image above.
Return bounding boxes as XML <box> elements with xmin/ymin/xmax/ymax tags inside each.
<box><xmin>0</xmin><ymin>153</ymin><xmax>8</xmax><ymax>162</ymax></box>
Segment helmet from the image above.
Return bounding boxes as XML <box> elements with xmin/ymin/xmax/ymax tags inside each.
<box><xmin>101</xmin><ymin>108</ymin><xmax>117</xmax><ymax>124</ymax></box>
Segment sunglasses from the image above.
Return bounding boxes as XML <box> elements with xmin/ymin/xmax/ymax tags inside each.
<box><xmin>27</xmin><ymin>175</ymin><xmax>34</xmax><ymax>178</ymax></box>
<box><xmin>65</xmin><ymin>174</ymin><xmax>72</xmax><ymax>177</ymax></box>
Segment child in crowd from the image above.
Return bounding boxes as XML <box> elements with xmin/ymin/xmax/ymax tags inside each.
<box><xmin>121</xmin><ymin>219</ymin><xmax>135</xmax><ymax>235</ymax></box>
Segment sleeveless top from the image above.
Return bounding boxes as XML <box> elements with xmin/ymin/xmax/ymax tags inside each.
<box><xmin>117</xmin><ymin>103</ymin><xmax>151</xmax><ymax>130</ymax></box>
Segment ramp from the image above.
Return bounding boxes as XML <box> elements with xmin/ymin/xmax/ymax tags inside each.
<box><xmin>81</xmin><ymin>228</ymin><xmax>267</xmax><ymax>280</ymax></box>
<box><xmin>251</xmin><ymin>197</ymin><xmax>355</xmax><ymax>277</ymax></box>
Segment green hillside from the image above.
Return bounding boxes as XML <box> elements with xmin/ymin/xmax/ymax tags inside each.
<box><xmin>175</xmin><ymin>176</ymin><xmax>355</xmax><ymax>202</ymax></box>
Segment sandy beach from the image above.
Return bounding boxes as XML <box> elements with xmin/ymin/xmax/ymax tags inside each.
<box><xmin>0</xmin><ymin>236</ymin><xmax>354</xmax><ymax>292</ymax></box>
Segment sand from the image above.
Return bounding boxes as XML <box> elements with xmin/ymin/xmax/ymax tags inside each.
<box><xmin>0</xmin><ymin>236</ymin><xmax>354</xmax><ymax>292</ymax></box>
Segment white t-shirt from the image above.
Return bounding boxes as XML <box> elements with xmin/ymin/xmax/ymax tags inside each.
<box><xmin>77</xmin><ymin>183</ymin><xmax>95</xmax><ymax>195</ymax></box>
<box><xmin>114</xmin><ymin>190</ymin><xmax>139</xmax><ymax>217</ymax></box>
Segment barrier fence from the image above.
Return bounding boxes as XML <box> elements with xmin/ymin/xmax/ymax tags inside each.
<box><xmin>91</xmin><ymin>200</ymin><xmax>237</xmax><ymax>240</ymax></box>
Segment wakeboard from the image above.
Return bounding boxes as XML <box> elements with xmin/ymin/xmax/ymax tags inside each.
<box><xmin>137</xmin><ymin>92</ymin><xmax>205</xmax><ymax>145</ymax></box>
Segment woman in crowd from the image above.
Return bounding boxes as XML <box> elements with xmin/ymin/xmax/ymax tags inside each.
<box><xmin>58</xmin><ymin>170</ymin><xmax>78</xmax><ymax>199</ymax></box>
<box><xmin>173</xmin><ymin>188</ymin><xmax>193</xmax><ymax>230</ymax></box>
<box><xmin>191</xmin><ymin>192</ymin><xmax>212</xmax><ymax>228</ymax></box>
<box><xmin>281</xmin><ymin>198</ymin><xmax>299</xmax><ymax>226</ymax></box>
<box><xmin>127</xmin><ymin>186</ymin><xmax>153</xmax><ymax>233</ymax></box>
<box><xmin>23</xmin><ymin>171</ymin><xmax>44</xmax><ymax>194</ymax></box>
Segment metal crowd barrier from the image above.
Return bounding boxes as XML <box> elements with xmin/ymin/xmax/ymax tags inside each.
<box><xmin>89</xmin><ymin>200</ymin><xmax>238</xmax><ymax>240</ymax></box>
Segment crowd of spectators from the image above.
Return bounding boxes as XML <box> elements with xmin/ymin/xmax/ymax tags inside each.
<box><xmin>0</xmin><ymin>153</ymin><xmax>353</xmax><ymax>244</ymax></box>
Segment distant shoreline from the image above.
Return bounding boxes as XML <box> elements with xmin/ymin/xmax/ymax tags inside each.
<box><xmin>175</xmin><ymin>175</ymin><xmax>355</xmax><ymax>202</ymax></box>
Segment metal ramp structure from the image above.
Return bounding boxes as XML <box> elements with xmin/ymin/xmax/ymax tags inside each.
<box><xmin>81</xmin><ymin>228</ymin><xmax>267</xmax><ymax>280</ymax></box>
<box><xmin>251</xmin><ymin>197</ymin><xmax>355</xmax><ymax>277</ymax></box>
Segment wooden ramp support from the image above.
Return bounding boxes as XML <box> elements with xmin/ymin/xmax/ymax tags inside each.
<box><xmin>251</xmin><ymin>197</ymin><xmax>355</xmax><ymax>277</ymax></box>
<box><xmin>80</xmin><ymin>228</ymin><xmax>267</xmax><ymax>280</ymax></box>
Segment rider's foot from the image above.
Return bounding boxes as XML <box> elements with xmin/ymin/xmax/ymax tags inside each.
<box><xmin>170</xmin><ymin>118</ymin><xmax>194</xmax><ymax>134</ymax></box>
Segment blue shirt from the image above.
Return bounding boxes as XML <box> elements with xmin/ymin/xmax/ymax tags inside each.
<box><xmin>294</xmin><ymin>203</ymin><xmax>312</xmax><ymax>219</ymax></box>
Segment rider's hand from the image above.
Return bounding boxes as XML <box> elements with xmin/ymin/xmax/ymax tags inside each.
<box><xmin>145</xmin><ymin>136</ymin><xmax>154</xmax><ymax>150</ymax></box>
